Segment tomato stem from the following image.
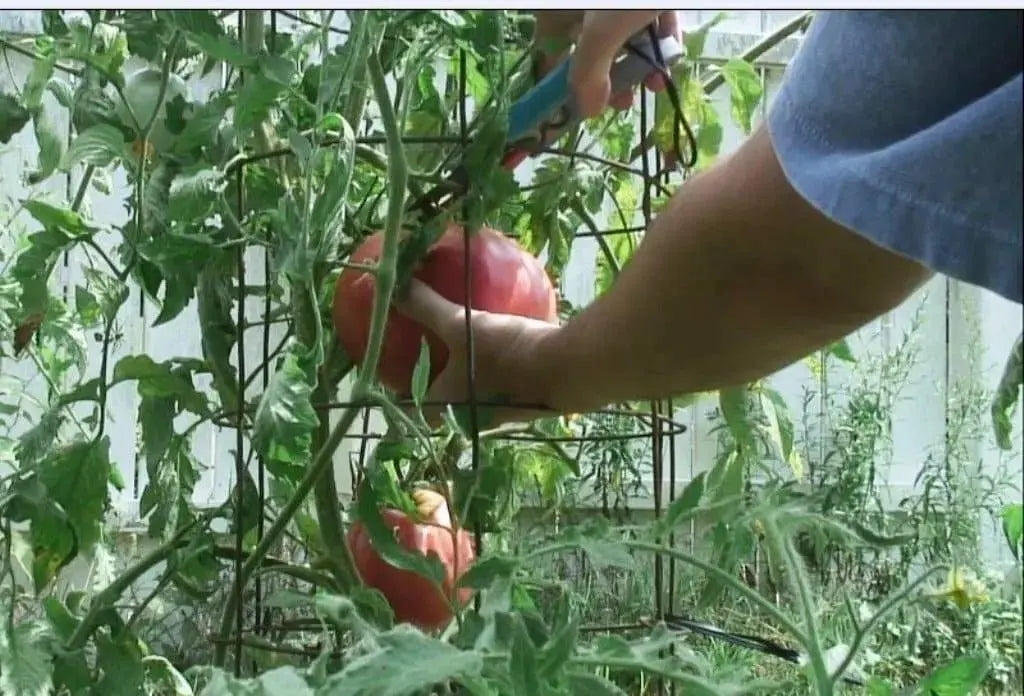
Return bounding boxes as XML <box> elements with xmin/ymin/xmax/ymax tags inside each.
<box><xmin>212</xmin><ymin>30</ymin><xmax>409</xmax><ymax>668</ymax></box>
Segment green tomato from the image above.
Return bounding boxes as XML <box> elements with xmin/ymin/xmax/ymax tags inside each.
<box><xmin>113</xmin><ymin>67</ymin><xmax>190</xmax><ymax>153</ymax></box>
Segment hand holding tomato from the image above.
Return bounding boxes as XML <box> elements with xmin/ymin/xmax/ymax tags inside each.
<box><xmin>333</xmin><ymin>223</ymin><xmax>564</xmax><ymax>426</ymax></box>
<box><xmin>392</xmin><ymin>276</ymin><xmax>564</xmax><ymax>427</ymax></box>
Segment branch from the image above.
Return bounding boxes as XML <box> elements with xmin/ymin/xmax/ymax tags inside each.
<box><xmin>211</xmin><ymin>43</ymin><xmax>408</xmax><ymax>669</ymax></box>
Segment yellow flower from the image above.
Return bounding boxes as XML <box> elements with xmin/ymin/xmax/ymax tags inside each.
<box><xmin>928</xmin><ymin>566</ymin><xmax>989</xmax><ymax>610</ymax></box>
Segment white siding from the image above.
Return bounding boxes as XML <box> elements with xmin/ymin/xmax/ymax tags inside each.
<box><xmin>1</xmin><ymin>11</ymin><xmax>1020</xmax><ymax>571</ymax></box>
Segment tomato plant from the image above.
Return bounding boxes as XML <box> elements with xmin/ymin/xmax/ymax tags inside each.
<box><xmin>0</xmin><ymin>8</ymin><xmax>1012</xmax><ymax>696</ymax></box>
<box><xmin>332</xmin><ymin>222</ymin><xmax>558</xmax><ymax>395</ymax></box>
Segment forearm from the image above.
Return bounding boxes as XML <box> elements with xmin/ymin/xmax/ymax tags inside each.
<box><xmin>538</xmin><ymin>126</ymin><xmax>932</xmax><ymax>413</ymax></box>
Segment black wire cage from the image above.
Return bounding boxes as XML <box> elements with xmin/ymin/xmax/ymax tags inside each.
<box><xmin>175</xmin><ymin>9</ymin><xmax>791</xmax><ymax>693</ymax></box>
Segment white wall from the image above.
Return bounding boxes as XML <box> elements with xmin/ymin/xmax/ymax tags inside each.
<box><xmin>1</xmin><ymin>11</ymin><xmax>1020</xmax><ymax>573</ymax></box>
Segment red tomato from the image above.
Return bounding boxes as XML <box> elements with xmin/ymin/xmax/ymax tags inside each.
<box><xmin>331</xmin><ymin>222</ymin><xmax>558</xmax><ymax>396</ymax></box>
<box><xmin>346</xmin><ymin>491</ymin><xmax>476</xmax><ymax>632</ymax></box>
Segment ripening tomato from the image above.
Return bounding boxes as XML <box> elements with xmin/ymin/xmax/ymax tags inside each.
<box><xmin>331</xmin><ymin>222</ymin><xmax>558</xmax><ymax>396</ymax></box>
<box><xmin>347</xmin><ymin>489</ymin><xmax>476</xmax><ymax>632</ymax></box>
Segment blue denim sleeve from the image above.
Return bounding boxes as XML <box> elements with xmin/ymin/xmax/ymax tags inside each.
<box><xmin>767</xmin><ymin>10</ymin><xmax>1022</xmax><ymax>303</ymax></box>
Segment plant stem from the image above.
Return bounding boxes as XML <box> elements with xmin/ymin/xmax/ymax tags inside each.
<box><xmin>529</xmin><ymin>538</ymin><xmax>809</xmax><ymax>647</ymax></box>
<box><xmin>829</xmin><ymin>565</ymin><xmax>944</xmax><ymax>686</ymax></box>
<box><xmin>212</xmin><ymin>44</ymin><xmax>408</xmax><ymax>669</ymax></box>
<box><xmin>67</xmin><ymin>524</ymin><xmax>194</xmax><ymax>650</ymax></box>
<box><xmin>763</xmin><ymin>518</ymin><xmax>830</xmax><ymax>695</ymax></box>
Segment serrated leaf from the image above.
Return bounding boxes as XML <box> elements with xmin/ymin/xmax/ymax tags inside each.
<box><xmin>567</xmin><ymin>672</ymin><xmax>628</xmax><ymax>696</ymax></box>
<box><xmin>0</xmin><ymin>92</ymin><xmax>32</xmax><ymax>144</ymax></box>
<box><xmin>538</xmin><ymin>616</ymin><xmax>579</xmax><ymax>680</ymax></box>
<box><xmin>28</xmin><ymin>108</ymin><xmax>65</xmax><ymax>185</ymax></box>
<box><xmin>112</xmin><ymin>355</ymin><xmax>206</xmax><ymax>404</ymax></box>
<box><xmin>168</xmin><ymin>166</ymin><xmax>226</xmax><ymax>221</ymax></box>
<box><xmin>916</xmin><ymin>654</ymin><xmax>989</xmax><ymax>696</ymax></box>
<box><xmin>456</xmin><ymin>554</ymin><xmax>520</xmax><ymax>590</ymax></box>
<box><xmin>0</xmin><ymin>620</ymin><xmax>54</xmax><ymax>696</ymax></box>
<box><xmin>991</xmin><ymin>332</ymin><xmax>1022</xmax><ymax>450</ymax></box>
<box><xmin>310</xmin><ymin>115</ymin><xmax>356</xmax><ymax>259</ymax></box>
<box><xmin>509</xmin><ymin>613</ymin><xmax>542</xmax><ymax>695</ymax></box>
<box><xmin>354</xmin><ymin>476</ymin><xmax>447</xmax><ymax>586</ymax></box>
<box><xmin>259</xmin><ymin>54</ymin><xmax>296</xmax><ymax>86</ymax></box>
<box><xmin>719</xmin><ymin>58</ymin><xmax>762</xmax><ymax>133</ymax></box>
<box><xmin>94</xmin><ymin>631</ymin><xmax>145</xmax><ymax>696</ymax></box>
<box><xmin>662</xmin><ymin>471</ymin><xmax>706</xmax><ymax>530</ymax></box>
<box><xmin>60</xmin><ymin>124</ymin><xmax>129</xmax><ymax>169</ymax></box>
<box><xmin>252</xmin><ymin>344</ymin><xmax>319</xmax><ymax>481</ymax></box>
<box><xmin>37</xmin><ymin>438</ymin><xmax>113</xmax><ymax>553</ymax></box>
<box><xmin>234</xmin><ymin>73</ymin><xmax>286</xmax><ymax>134</ymax></box>
<box><xmin>322</xmin><ymin>624</ymin><xmax>485</xmax><ymax>695</ymax></box>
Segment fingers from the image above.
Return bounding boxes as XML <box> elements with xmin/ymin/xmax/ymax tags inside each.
<box><xmin>532</xmin><ymin>11</ymin><xmax>582</xmax><ymax>77</ymax></box>
<box><xmin>569</xmin><ymin>10</ymin><xmax>661</xmax><ymax>118</ymax></box>
<box><xmin>392</xmin><ymin>279</ymin><xmax>464</xmax><ymax>340</ymax></box>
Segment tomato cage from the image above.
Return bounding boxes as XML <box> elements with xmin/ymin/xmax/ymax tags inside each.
<box><xmin>4</xmin><ymin>8</ymin><xmax>815</xmax><ymax>691</ymax></box>
<box><xmin>192</xmin><ymin>10</ymin><xmax>712</xmax><ymax>683</ymax></box>
<box><xmin>96</xmin><ymin>9</ymin><xmax>812</xmax><ymax>693</ymax></box>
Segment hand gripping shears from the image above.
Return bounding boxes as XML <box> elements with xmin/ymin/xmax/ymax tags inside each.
<box><xmin>405</xmin><ymin>26</ymin><xmax>685</xmax><ymax>222</ymax></box>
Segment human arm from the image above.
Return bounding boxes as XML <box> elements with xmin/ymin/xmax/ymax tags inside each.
<box><xmin>396</xmin><ymin>124</ymin><xmax>933</xmax><ymax>419</ymax></box>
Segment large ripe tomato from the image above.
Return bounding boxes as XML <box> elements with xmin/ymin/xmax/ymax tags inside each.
<box><xmin>347</xmin><ymin>489</ymin><xmax>476</xmax><ymax>632</ymax></box>
<box><xmin>332</xmin><ymin>222</ymin><xmax>558</xmax><ymax>396</ymax></box>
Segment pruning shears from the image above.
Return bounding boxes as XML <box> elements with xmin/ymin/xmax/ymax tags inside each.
<box><xmin>405</xmin><ymin>27</ymin><xmax>685</xmax><ymax>222</ymax></box>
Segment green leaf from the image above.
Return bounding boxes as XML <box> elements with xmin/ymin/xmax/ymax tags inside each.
<box><xmin>718</xmin><ymin>387</ymin><xmax>755</xmax><ymax>453</ymax></box>
<box><xmin>684</xmin><ymin>12</ymin><xmax>728</xmax><ymax>60</ymax></box>
<box><xmin>82</xmin><ymin>267</ymin><xmax>128</xmax><ymax>323</ymax></box>
<box><xmin>322</xmin><ymin>624</ymin><xmax>485</xmax><ymax>695</ymax></box>
<box><xmin>915</xmin><ymin>654</ymin><xmax>989</xmax><ymax>696</ymax></box>
<box><xmin>27</xmin><ymin>108</ymin><xmax>65</xmax><ymax>185</ymax></box>
<box><xmin>310</xmin><ymin>115</ymin><xmax>356</xmax><ymax>259</ymax></box>
<box><xmin>259</xmin><ymin>54</ymin><xmax>297</xmax><ymax>86</ymax></box>
<box><xmin>252</xmin><ymin>343</ymin><xmax>319</xmax><ymax>482</ymax></box>
<box><xmin>37</xmin><ymin>438</ymin><xmax>113</xmax><ymax>553</ymax></box>
<box><xmin>234</xmin><ymin>74</ymin><xmax>287</xmax><ymax>134</ymax></box>
<box><xmin>23</xmin><ymin>200</ymin><xmax>92</xmax><ymax>236</ymax></box>
<box><xmin>538</xmin><ymin>616</ymin><xmax>579</xmax><ymax>680</ymax></box>
<box><xmin>411</xmin><ymin>337</ymin><xmax>431</xmax><ymax>410</ymax></box>
<box><xmin>60</xmin><ymin>124</ymin><xmax>130</xmax><ymax>169</ymax></box>
<box><xmin>0</xmin><ymin>92</ymin><xmax>32</xmax><ymax>144</ymax></box>
<box><xmin>172</xmin><ymin>10</ymin><xmax>256</xmax><ymax>69</ymax></box>
<box><xmin>94</xmin><ymin>631</ymin><xmax>145</xmax><ymax>696</ymax></box>
<box><xmin>991</xmin><ymin>332</ymin><xmax>1022</xmax><ymax>450</ymax></box>
<box><xmin>662</xmin><ymin>471</ymin><xmax>706</xmax><ymax>530</ymax></box>
<box><xmin>719</xmin><ymin>58</ymin><xmax>763</xmax><ymax>133</ymax></box>
<box><xmin>167</xmin><ymin>166</ymin><xmax>226</xmax><ymax>222</ymax></box>
<box><xmin>826</xmin><ymin>338</ymin><xmax>856</xmax><ymax>363</ymax></box>
<box><xmin>509</xmin><ymin>613</ymin><xmax>542</xmax><ymax>695</ymax></box>
<box><xmin>567</xmin><ymin>672</ymin><xmax>629</xmax><ymax>696</ymax></box>
<box><xmin>112</xmin><ymin>355</ymin><xmax>207</xmax><ymax>407</ymax></box>
<box><xmin>354</xmin><ymin>476</ymin><xmax>447</xmax><ymax>587</ymax></box>
<box><xmin>0</xmin><ymin>620</ymin><xmax>54</xmax><ymax>696</ymax></box>
<box><xmin>1001</xmin><ymin>502</ymin><xmax>1023</xmax><ymax>559</ymax></box>
<box><xmin>456</xmin><ymin>554</ymin><xmax>520</xmax><ymax>590</ymax></box>
<box><xmin>864</xmin><ymin>677</ymin><xmax>895</xmax><ymax>696</ymax></box>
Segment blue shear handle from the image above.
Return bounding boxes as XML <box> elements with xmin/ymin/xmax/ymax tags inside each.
<box><xmin>507</xmin><ymin>31</ymin><xmax>684</xmax><ymax>146</ymax></box>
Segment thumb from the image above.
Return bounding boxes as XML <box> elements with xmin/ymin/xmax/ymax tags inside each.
<box><xmin>392</xmin><ymin>278</ymin><xmax>464</xmax><ymax>340</ymax></box>
<box><xmin>569</xmin><ymin>11</ymin><xmax>660</xmax><ymax>118</ymax></box>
